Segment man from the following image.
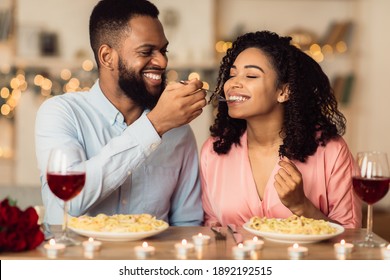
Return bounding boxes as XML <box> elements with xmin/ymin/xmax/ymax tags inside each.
<box><xmin>35</xmin><ymin>0</ymin><xmax>207</xmax><ymax>226</ymax></box>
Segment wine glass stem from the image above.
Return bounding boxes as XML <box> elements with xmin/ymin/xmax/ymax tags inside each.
<box><xmin>365</xmin><ymin>204</ymin><xmax>374</xmax><ymax>242</ymax></box>
<box><xmin>62</xmin><ymin>201</ymin><xmax>69</xmax><ymax>238</ymax></box>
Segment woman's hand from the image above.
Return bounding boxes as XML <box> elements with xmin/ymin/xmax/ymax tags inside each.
<box><xmin>274</xmin><ymin>156</ymin><xmax>307</xmax><ymax>215</ymax></box>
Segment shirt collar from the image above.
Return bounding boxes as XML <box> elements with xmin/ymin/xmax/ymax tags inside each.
<box><xmin>88</xmin><ymin>80</ymin><xmax>124</xmax><ymax>126</ymax></box>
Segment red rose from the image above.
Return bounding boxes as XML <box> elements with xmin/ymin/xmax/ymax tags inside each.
<box><xmin>0</xmin><ymin>231</ymin><xmax>8</xmax><ymax>251</ymax></box>
<box><xmin>25</xmin><ymin>226</ymin><xmax>45</xmax><ymax>250</ymax></box>
<box><xmin>0</xmin><ymin>198</ymin><xmax>44</xmax><ymax>252</ymax></box>
<box><xmin>16</xmin><ymin>207</ymin><xmax>39</xmax><ymax>230</ymax></box>
<box><xmin>0</xmin><ymin>199</ymin><xmax>22</xmax><ymax>228</ymax></box>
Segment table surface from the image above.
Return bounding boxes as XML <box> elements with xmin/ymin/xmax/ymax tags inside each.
<box><xmin>1</xmin><ymin>226</ymin><xmax>388</xmax><ymax>260</ymax></box>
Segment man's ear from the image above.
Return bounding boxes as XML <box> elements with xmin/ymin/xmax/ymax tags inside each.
<box><xmin>277</xmin><ymin>84</ymin><xmax>290</xmax><ymax>103</ymax></box>
<box><xmin>98</xmin><ymin>44</ymin><xmax>116</xmax><ymax>71</ymax></box>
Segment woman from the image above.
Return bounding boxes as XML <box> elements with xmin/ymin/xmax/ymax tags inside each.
<box><xmin>200</xmin><ymin>31</ymin><xmax>361</xmax><ymax>228</ymax></box>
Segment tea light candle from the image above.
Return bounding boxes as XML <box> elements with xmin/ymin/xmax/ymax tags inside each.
<box><xmin>244</xmin><ymin>236</ymin><xmax>264</xmax><ymax>251</ymax></box>
<box><xmin>44</xmin><ymin>239</ymin><xmax>65</xmax><ymax>259</ymax></box>
<box><xmin>82</xmin><ymin>237</ymin><xmax>102</xmax><ymax>253</ymax></box>
<box><xmin>175</xmin><ymin>239</ymin><xmax>194</xmax><ymax>256</ymax></box>
<box><xmin>334</xmin><ymin>239</ymin><xmax>354</xmax><ymax>255</ymax></box>
<box><xmin>381</xmin><ymin>244</ymin><xmax>390</xmax><ymax>260</ymax></box>
<box><xmin>192</xmin><ymin>233</ymin><xmax>211</xmax><ymax>246</ymax></box>
<box><xmin>134</xmin><ymin>242</ymin><xmax>155</xmax><ymax>259</ymax></box>
<box><xmin>232</xmin><ymin>243</ymin><xmax>250</xmax><ymax>259</ymax></box>
<box><xmin>287</xmin><ymin>243</ymin><xmax>308</xmax><ymax>259</ymax></box>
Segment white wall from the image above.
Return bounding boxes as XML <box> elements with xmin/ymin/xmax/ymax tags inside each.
<box><xmin>217</xmin><ymin>0</ymin><xmax>356</xmax><ymax>39</ymax></box>
<box><xmin>17</xmin><ymin>0</ymin><xmax>96</xmax><ymax>61</ymax></box>
<box><xmin>353</xmin><ymin>0</ymin><xmax>390</xmax><ymax>155</ymax></box>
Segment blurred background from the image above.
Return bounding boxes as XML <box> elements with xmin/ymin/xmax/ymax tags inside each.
<box><xmin>0</xmin><ymin>0</ymin><xmax>389</xmax><ymax>233</ymax></box>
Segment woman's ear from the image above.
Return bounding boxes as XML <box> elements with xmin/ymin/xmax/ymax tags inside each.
<box><xmin>98</xmin><ymin>44</ymin><xmax>116</xmax><ymax>71</ymax></box>
<box><xmin>277</xmin><ymin>84</ymin><xmax>290</xmax><ymax>103</ymax></box>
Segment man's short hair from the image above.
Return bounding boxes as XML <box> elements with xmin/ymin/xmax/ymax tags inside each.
<box><xmin>89</xmin><ymin>0</ymin><xmax>159</xmax><ymax>65</ymax></box>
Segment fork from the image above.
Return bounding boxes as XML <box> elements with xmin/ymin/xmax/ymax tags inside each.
<box><xmin>205</xmin><ymin>90</ymin><xmax>228</xmax><ymax>104</ymax></box>
<box><xmin>210</xmin><ymin>226</ymin><xmax>227</xmax><ymax>240</ymax></box>
<box><xmin>211</xmin><ymin>226</ymin><xmax>226</xmax><ymax>253</ymax></box>
<box><xmin>179</xmin><ymin>80</ymin><xmax>227</xmax><ymax>103</ymax></box>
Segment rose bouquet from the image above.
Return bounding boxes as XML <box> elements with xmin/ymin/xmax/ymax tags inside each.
<box><xmin>0</xmin><ymin>198</ymin><xmax>44</xmax><ymax>252</ymax></box>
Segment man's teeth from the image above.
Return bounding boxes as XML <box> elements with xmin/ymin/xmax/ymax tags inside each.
<box><xmin>144</xmin><ymin>73</ymin><xmax>161</xmax><ymax>80</ymax></box>
<box><xmin>228</xmin><ymin>96</ymin><xmax>249</xmax><ymax>101</ymax></box>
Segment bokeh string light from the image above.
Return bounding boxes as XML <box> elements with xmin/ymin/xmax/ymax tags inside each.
<box><xmin>215</xmin><ymin>20</ymin><xmax>353</xmax><ymax>64</ymax></box>
<box><xmin>0</xmin><ymin>59</ymin><xmax>98</xmax><ymax>120</ymax></box>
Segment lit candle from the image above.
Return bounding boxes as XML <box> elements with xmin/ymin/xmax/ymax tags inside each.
<box><xmin>192</xmin><ymin>233</ymin><xmax>211</xmax><ymax>246</ymax></box>
<box><xmin>381</xmin><ymin>244</ymin><xmax>390</xmax><ymax>260</ymax></box>
<box><xmin>244</xmin><ymin>236</ymin><xmax>264</xmax><ymax>251</ymax></box>
<box><xmin>175</xmin><ymin>239</ymin><xmax>194</xmax><ymax>256</ymax></box>
<box><xmin>134</xmin><ymin>242</ymin><xmax>155</xmax><ymax>259</ymax></box>
<box><xmin>334</xmin><ymin>239</ymin><xmax>354</xmax><ymax>255</ymax></box>
<box><xmin>44</xmin><ymin>239</ymin><xmax>65</xmax><ymax>259</ymax></box>
<box><xmin>287</xmin><ymin>243</ymin><xmax>308</xmax><ymax>259</ymax></box>
<box><xmin>232</xmin><ymin>243</ymin><xmax>250</xmax><ymax>259</ymax></box>
<box><xmin>82</xmin><ymin>237</ymin><xmax>102</xmax><ymax>253</ymax></box>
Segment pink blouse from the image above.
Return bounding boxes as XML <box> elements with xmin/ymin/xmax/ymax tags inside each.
<box><xmin>200</xmin><ymin>132</ymin><xmax>362</xmax><ymax>228</ymax></box>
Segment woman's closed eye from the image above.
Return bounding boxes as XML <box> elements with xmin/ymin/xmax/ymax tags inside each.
<box><xmin>227</xmin><ymin>75</ymin><xmax>259</xmax><ymax>79</ymax></box>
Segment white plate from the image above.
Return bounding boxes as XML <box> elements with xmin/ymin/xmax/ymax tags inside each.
<box><xmin>69</xmin><ymin>223</ymin><xmax>169</xmax><ymax>242</ymax></box>
<box><xmin>243</xmin><ymin>221</ymin><xmax>344</xmax><ymax>244</ymax></box>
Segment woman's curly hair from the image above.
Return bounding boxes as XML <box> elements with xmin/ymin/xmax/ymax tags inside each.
<box><xmin>210</xmin><ymin>30</ymin><xmax>346</xmax><ymax>162</ymax></box>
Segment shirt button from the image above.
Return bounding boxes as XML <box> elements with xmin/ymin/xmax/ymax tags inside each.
<box><xmin>127</xmin><ymin>171</ymin><xmax>131</xmax><ymax>176</ymax></box>
<box><xmin>150</xmin><ymin>143</ymin><xmax>158</xmax><ymax>150</ymax></box>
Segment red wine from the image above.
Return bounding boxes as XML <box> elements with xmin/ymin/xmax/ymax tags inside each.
<box><xmin>47</xmin><ymin>172</ymin><xmax>85</xmax><ymax>201</ymax></box>
<box><xmin>352</xmin><ymin>176</ymin><xmax>390</xmax><ymax>204</ymax></box>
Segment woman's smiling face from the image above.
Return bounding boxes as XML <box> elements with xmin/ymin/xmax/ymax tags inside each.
<box><xmin>224</xmin><ymin>47</ymin><xmax>285</xmax><ymax>120</ymax></box>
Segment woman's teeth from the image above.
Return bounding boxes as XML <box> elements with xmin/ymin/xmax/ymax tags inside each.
<box><xmin>228</xmin><ymin>95</ymin><xmax>249</xmax><ymax>102</ymax></box>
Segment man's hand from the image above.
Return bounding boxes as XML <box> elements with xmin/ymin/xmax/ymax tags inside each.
<box><xmin>147</xmin><ymin>79</ymin><xmax>207</xmax><ymax>136</ymax></box>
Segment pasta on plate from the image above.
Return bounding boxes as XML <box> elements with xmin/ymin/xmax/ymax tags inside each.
<box><xmin>68</xmin><ymin>213</ymin><xmax>168</xmax><ymax>233</ymax></box>
<box><xmin>248</xmin><ymin>215</ymin><xmax>337</xmax><ymax>235</ymax></box>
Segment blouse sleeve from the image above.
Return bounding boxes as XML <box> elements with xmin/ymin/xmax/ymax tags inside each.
<box><xmin>325</xmin><ymin>138</ymin><xmax>362</xmax><ymax>228</ymax></box>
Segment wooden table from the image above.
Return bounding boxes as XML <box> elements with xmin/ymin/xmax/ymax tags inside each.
<box><xmin>1</xmin><ymin>226</ymin><xmax>388</xmax><ymax>260</ymax></box>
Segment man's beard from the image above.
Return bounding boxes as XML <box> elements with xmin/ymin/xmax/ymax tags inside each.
<box><xmin>117</xmin><ymin>57</ymin><xmax>166</xmax><ymax>110</ymax></box>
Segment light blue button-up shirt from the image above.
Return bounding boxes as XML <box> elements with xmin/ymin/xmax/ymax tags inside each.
<box><xmin>35</xmin><ymin>80</ymin><xmax>203</xmax><ymax>226</ymax></box>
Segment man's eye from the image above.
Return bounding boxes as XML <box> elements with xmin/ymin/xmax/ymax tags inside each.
<box><xmin>140</xmin><ymin>50</ymin><xmax>153</xmax><ymax>56</ymax></box>
<box><xmin>161</xmin><ymin>49</ymin><xmax>168</xmax><ymax>56</ymax></box>
<box><xmin>247</xmin><ymin>75</ymin><xmax>258</xmax><ymax>79</ymax></box>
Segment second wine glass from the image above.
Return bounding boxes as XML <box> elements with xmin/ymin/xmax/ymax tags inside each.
<box><xmin>352</xmin><ymin>151</ymin><xmax>390</xmax><ymax>247</ymax></box>
<box><xmin>46</xmin><ymin>145</ymin><xmax>86</xmax><ymax>246</ymax></box>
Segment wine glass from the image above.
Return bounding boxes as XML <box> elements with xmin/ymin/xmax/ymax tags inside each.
<box><xmin>46</xmin><ymin>145</ymin><xmax>86</xmax><ymax>246</ymax></box>
<box><xmin>352</xmin><ymin>151</ymin><xmax>390</xmax><ymax>247</ymax></box>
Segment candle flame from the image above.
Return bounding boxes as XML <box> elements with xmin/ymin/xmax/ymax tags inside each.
<box><xmin>181</xmin><ymin>239</ymin><xmax>187</xmax><ymax>245</ymax></box>
<box><xmin>253</xmin><ymin>236</ymin><xmax>258</xmax><ymax>241</ymax></box>
<box><xmin>142</xmin><ymin>242</ymin><xmax>149</xmax><ymax>248</ymax></box>
<box><xmin>238</xmin><ymin>243</ymin><xmax>243</xmax><ymax>248</ymax></box>
<box><xmin>49</xmin><ymin>239</ymin><xmax>56</xmax><ymax>246</ymax></box>
<box><xmin>340</xmin><ymin>239</ymin><xmax>345</xmax><ymax>245</ymax></box>
<box><xmin>387</xmin><ymin>244</ymin><xmax>390</xmax><ymax>249</ymax></box>
<box><xmin>198</xmin><ymin>233</ymin><xmax>203</xmax><ymax>237</ymax></box>
<box><xmin>293</xmin><ymin>243</ymin><xmax>299</xmax><ymax>249</ymax></box>
<box><xmin>88</xmin><ymin>237</ymin><xmax>94</xmax><ymax>242</ymax></box>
